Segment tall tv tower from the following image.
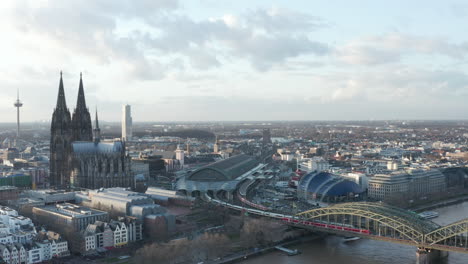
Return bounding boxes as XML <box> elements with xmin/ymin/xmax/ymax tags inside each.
<box><xmin>14</xmin><ymin>89</ymin><xmax>23</xmax><ymax>138</ymax></box>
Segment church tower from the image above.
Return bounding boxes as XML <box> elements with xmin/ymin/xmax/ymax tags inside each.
<box><xmin>93</xmin><ymin>109</ymin><xmax>101</xmax><ymax>144</ymax></box>
<box><xmin>71</xmin><ymin>73</ymin><xmax>93</xmax><ymax>142</ymax></box>
<box><xmin>213</xmin><ymin>135</ymin><xmax>220</xmax><ymax>153</ymax></box>
<box><xmin>50</xmin><ymin>72</ymin><xmax>72</xmax><ymax>187</ymax></box>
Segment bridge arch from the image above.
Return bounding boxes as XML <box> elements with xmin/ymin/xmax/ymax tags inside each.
<box><xmin>424</xmin><ymin>219</ymin><xmax>468</xmax><ymax>245</ymax></box>
<box><xmin>296</xmin><ymin>202</ymin><xmax>439</xmax><ymax>243</ymax></box>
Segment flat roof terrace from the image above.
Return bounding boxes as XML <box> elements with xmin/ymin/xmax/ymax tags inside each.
<box><xmin>36</xmin><ymin>203</ymin><xmax>107</xmax><ymax>218</ymax></box>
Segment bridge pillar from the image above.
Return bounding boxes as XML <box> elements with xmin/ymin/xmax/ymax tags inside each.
<box><xmin>416</xmin><ymin>248</ymin><xmax>448</xmax><ymax>264</ymax></box>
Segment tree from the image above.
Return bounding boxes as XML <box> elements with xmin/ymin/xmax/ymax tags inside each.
<box><xmin>135</xmin><ymin>233</ymin><xmax>231</xmax><ymax>263</ymax></box>
<box><xmin>239</xmin><ymin>218</ymin><xmax>284</xmax><ymax>248</ymax></box>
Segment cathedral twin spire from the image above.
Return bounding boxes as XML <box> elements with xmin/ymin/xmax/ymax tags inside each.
<box><xmin>51</xmin><ymin>71</ymin><xmax>106</xmax><ymax>188</ymax></box>
<box><xmin>51</xmin><ymin>71</ymin><xmax>71</xmax><ymax>134</ymax></box>
<box><xmin>76</xmin><ymin>73</ymin><xmax>88</xmax><ymax>112</ymax></box>
<box><xmin>53</xmin><ymin>72</ymin><xmax>99</xmax><ymax>142</ymax></box>
<box><xmin>71</xmin><ymin>73</ymin><xmax>93</xmax><ymax>142</ymax></box>
<box><xmin>55</xmin><ymin>71</ymin><xmax>68</xmax><ymax>111</ymax></box>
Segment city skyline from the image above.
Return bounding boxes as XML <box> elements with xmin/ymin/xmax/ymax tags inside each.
<box><xmin>1</xmin><ymin>1</ymin><xmax>468</xmax><ymax>122</ymax></box>
<box><xmin>0</xmin><ymin>2</ymin><xmax>466</xmax><ymax>262</ymax></box>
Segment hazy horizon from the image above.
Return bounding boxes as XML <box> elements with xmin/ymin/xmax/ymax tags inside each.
<box><xmin>2</xmin><ymin>119</ymin><xmax>468</xmax><ymax>125</ymax></box>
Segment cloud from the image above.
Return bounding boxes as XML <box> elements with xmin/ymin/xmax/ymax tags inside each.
<box><xmin>10</xmin><ymin>0</ymin><xmax>179</xmax><ymax>80</ymax></box>
<box><xmin>314</xmin><ymin>66</ymin><xmax>468</xmax><ymax>104</ymax></box>
<box><xmin>336</xmin><ymin>33</ymin><xmax>468</xmax><ymax>65</ymax></box>
<box><xmin>185</xmin><ymin>47</ymin><xmax>221</xmax><ymax>70</ymax></box>
<box><xmin>238</xmin><ymin>35</ymin><xmax>329</xmax><ymax>71</ymax></box>
<box><xmin>246</xmin><ymin>7</ymin><xmax>327</xmax><ymax>33</ymax></box>
<box><xmin>144</xmin><ymin>8</ymin><xmax>330</xmax><ymax>71</ymax></box>
<box><xmin>8</xmin><ymin>2</ymin><xmax>330</xmax><ymax>79</ymax></box>
<box><xmin>2</xmin><ymin>2</ymin><xmax>468</xmax><ymax>122</ymax></box>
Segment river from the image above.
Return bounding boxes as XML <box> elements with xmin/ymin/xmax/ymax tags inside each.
<box><xmin>240</xmin><ymin>202</ymin><xmax>468</xmax><ymax>264</ymax></box>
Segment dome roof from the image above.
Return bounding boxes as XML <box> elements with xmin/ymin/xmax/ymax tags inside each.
<box><xmin>300</xmin><ymin>171</ymin><xmax>363</xmax><ymax>198</ymax></box>
<box><xmin>306</xmin><ymin>172</ymin><xmax>333</xmax><ymax>193</ymax></box>
<box><xmin>325</xmin><ymin>180</ymin><xmax>362</xmax><ymax>196</ymax></box>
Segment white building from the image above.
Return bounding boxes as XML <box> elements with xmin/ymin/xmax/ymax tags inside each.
<box><xmin>18</xmin><ymin>244</ymin><xmax>27</xmax><ymax>264</ymax></box>
<box><xmin>341</xmin><ymin>173</ymin><xmax>369</xmax><ymax>191</ymax></box>
<box><xmin>85</xmin><ymin>234</ymin><xmax>96</xmax><ymax>252</ymax></box>
<box><xmin>0</xmin><ymin>245</ymin><xmax>10</xmax><ymax>264</ymax></box>
<box><xmin>0</xmin><ymin>207</ymin><xmax>36</xmax><ymax>244</ymax></box>
<box><xmin>299</xmin><ymin>157</ymin><xmax>330</xmax><ymax>173</ymax></box>
<box><xmin>0</xmin><ymin>224</ymin><xmax>14</xmax><ymax>244</ymax></box>
<box><xmin>85</xmin><ymin>217</ymin><xmax>141</xmax><ymax>250</ymax></box>
<box><xmin>368</xmin><ymin>169</ymin><xmax>446</xmax><ymax>200</ymax></box>
<box><xmin>110</xmin><ymin>222</ymin><xmax>128</xmax><ymax>247</ymax></box>
<box><xmin>0</xmin><ymin>243</ymin><xmax>36</xmax><ymax>264</ymax></box>
<box><xmin>280</xmin><ymin>152</ymin><xmax>295</xmax><ymax>162</ymax></box>
<box><xmin>29</xmin><ymin>232</ymin><xmax>69</xmax><ymax>262</ymax></box>
<box><xmin>386</xmin><ymin>161</ymin><xmax>399</xmax><ymax>171</ymax></box>
<box><xmin>34</xmin><ymin>241</ymin><xmax>51</xmax><ymax>261</ymax></box>
<box><xmin>26</xmin><ymin>235</ymin><xmax>70</xmax><ymax>263</ymax></box>
<box><xmin>7</xmin><ymin>245</ymin><xmax>18</xmax><ymax>264</ymax></box>
<box><xmin>27</xmin><ymin>245</ymin><xmax>43</xmax><ymax>264</ymax></box>
<box><xmin>122</xmin><ymin>104</ymin><xmax>133</xmax><ymax>141</ymax></box>
<box><xmin>46</xmin><ymin>232</ymin><xmax>69</xmax><ymax>258</ymax></box>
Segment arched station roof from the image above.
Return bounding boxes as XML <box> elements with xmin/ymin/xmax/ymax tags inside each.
<box><xmin>188</xmin><ymin>154</ymin><xmax>259</xmax><ymax>181</ymax></box>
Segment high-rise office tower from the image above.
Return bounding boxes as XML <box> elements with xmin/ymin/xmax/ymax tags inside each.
<box><xmin>122</xmin><ymin>104</ymin><xmax>133</xmax><ymax>141</ymax></box>
<box><xmin>13</xmin><ymin>89</ymin><xmax>23</xmax><ymax>139</ymax></box>
<box><xmin>175</xmin><ymin>144</ymin><xmax>185</xmax><ymax>168</ymax></box>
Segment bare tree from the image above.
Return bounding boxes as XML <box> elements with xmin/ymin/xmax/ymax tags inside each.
<box><xmin>239</xmin><ymin>218</ymin><xmax>285</xmax><ymax>248</ymax></box>
<box><xmin>135</xmin><ymin>233</ymin><xmax>231</xmax><ymax>263</ymax></box>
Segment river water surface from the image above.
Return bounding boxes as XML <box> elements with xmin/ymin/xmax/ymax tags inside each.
<box><xmin>240</xmin><ymin>202</ymin><xmax>468</xmax><ymax>264</ymax></box>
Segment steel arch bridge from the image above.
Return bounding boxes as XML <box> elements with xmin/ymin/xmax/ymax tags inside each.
<box><xmin>424</xmin><ymin>219</ymin><xmax>468</xmax><ymax>251</ymax></box>
<box><xmin>294</xmin><ymin>202</ymin><xmax>468</xmax><ymax>253</ymax></box>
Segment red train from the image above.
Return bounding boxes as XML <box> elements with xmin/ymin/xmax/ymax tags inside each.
<box><xmin>237</xmin><ymin>194</ymin><xmax>271</xmax><ymax>211</ymax></box>
<box><xmin>281</xmin><ymin>217</ymin><xmax>370</xmax><ymax>234</ymax></box>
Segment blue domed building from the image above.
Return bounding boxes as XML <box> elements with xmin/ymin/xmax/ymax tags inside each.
<box><xmin>297</xmin><ymin>171</ymin><xmax>364</xmax><ymax>203</ymax></box>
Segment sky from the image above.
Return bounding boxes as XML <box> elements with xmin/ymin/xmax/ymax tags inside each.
<box><xmin>1</xmin><ymin>0</ymin><xmax>468</xmax><ymax>122</ymax></box>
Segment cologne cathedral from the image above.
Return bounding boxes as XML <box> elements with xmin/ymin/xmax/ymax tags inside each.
<box><xmin>50</xmin><ymin>72</ymin><xmax>133</xmax><ymax>189</ymax></box>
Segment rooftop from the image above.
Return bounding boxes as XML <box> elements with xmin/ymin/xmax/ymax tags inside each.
<box><xmin>37</xmin><ymin>203</ymin><xmax>107</xmax><ymax>218</ymax></box>
<box><xmin>187</xmin><ymin>154</ymin><xmax>259</xmax><ymax>181</ymax></box>
<box><xmin>0</xmin><ymin>186</ymin><xmax>18</xmax><ymax>191</ymax></box>
<box><xmin>72</xmin><ymin>141</ymin><xmax>124</xmax><ymax>154</ymax></box>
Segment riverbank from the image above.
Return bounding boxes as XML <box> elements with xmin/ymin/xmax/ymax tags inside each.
<box><xmin>216</xmin><ymin>196</ymin><xmax>468</xmax><ymax>263</ymax></box>
<box><xmin>409</xmin><ymin>194</ymin><xmax>468</xmax><ymax>212</ymax></box>
<box><xmin>239</xmin><ymin>202</ymin><xmax>468</xmax><ymax>264</ymax></box>
<box><xmin>208</xmin><ymin>234</ymin><xmax>322</xmax><ymax>264</ymax></box>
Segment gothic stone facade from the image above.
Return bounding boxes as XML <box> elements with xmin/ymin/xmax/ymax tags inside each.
<box><xmin>50</xmin><ymin>73</ymin><xmax>72</xmax><ymax>187</ymax></box>
<box><xmin>50</xmin><ymin>73</ymin><xmax>133</xmax><ymax>189</ymax></box>
<box><xmin>70</xmin><ymin>142</ymin><xmax>133</xmax><ymax>189</ymax></box>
